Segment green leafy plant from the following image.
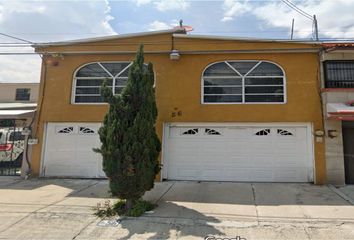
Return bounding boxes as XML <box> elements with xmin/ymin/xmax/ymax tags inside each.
<box><xmin>94</xmin><ymin>200</ymin><xmax>116</xmax><ymax>218</ymax></box>
<box><xmin>94</xmin><ymin>45</ymin><xmax>161</xmax><ymax>212</ymax></box>
<box><xmin>94</xmin><ymin>199</ymin><xmax>157</xmax><ymax>218</ymax></box>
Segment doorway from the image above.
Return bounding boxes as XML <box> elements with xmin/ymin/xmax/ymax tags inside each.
<box><xmin>343</xmin><ymin>121</ymin><xmax>354</xmax><ymax>184</ymax></box>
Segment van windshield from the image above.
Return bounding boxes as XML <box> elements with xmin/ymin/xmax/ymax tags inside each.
<box><xmin>9</xmin><ymin>132</ymin><xmax>24</xmax><ymax>141</ymax></box>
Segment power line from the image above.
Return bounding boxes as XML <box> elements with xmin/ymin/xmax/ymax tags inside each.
<box><xmin>281</xmin><ymin>0</ymin><xmax>312</xmax><ymax>20</ymax></box>
<box><xmin>0</xmin><ymin>32</ymin><xmax>33</xmax><ymax>44</ymax></box>
<box><xmin>283</xmin><ymin>0</ymin><xmax>312</xmax><ymax>18</ymax></box>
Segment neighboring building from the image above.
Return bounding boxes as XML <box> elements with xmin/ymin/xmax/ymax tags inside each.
<box><xmin>0</xmin><ymin>83</ymin><xmax>39</xmax><ymax>177</ymax></box>
<box><xmin>321</xmin><ymin>43</ymin><xmax>354</xmax><ymax>185</ymax></box>
<box><xmin>0</xmin><ymin>83</ymin><xmax>39</xmax><ymax>110</ymax></box>
<box><xmin>31</xmin><ymin>29</ymin><xmax>326</xmax><ymax>183</ymax></box>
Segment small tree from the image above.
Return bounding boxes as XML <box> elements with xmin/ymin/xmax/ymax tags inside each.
<box><xmin>95</xmin><ymin>45</ymin><xmax>161</xmax><ymax>211</ymax></box>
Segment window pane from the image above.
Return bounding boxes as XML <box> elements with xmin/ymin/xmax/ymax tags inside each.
<box><xmin>119</xmin><ymin>68</ymin><xmax>130</xmax><ymax>77</ymax></box>
<box><xmin>245</xmin><ymin>86</ymin><xmax>283</xmax><ymax>94</ymax></box>
<box><xmin>115</xmin><ymin>78</ymin><xmax>128</xmax><ymax>86</ymax></box>
<box><xmin>245</xmin><ymin>77</ymin><xmax>283</xmax><ymax>85</ymax></box>
<box><xmin>204</xmin><ymin>78</ymin><xmax>242</xmax><ymax>86</ymax></box>
<box><xmin>101</xmin><ymin>63</ymin><xmax>130</xmax><ymax>77</ymax></box>
<box><xmin>204</xmin><ymin>62</ymin><xmax>239</xmax><ymax>77</ymax></box>
<box><xmin>76</xmin><ymin>63</ymin><xmax>110</xmax><ymax>77</ymax></box>
<box><xmin>204</xmin><ymin>87</ymin><xmax>242</xmax><ymax>94</ymax></box>
<box><xmin>75</xmin><ymin>96</ymin><xmax>105</xmax><ymax>103</ymax></box>
<box><xmin>325</xmin><ymin>61</ymin><xmax>354</xmax><ymax>88</ymax></box>
<box><xmin>9</xmin><ymin>132</ymin><xmax>24</xmax><ymax>141</ymax></box>
<box><xmin>247</xmin><ymin>62</ymin><xmax>283</xmax><ymax>76</ymax></box>
<box><xmin>325</xmin><ymin>61</ymin><xmax>354</xmax><ymax>81</ymax></box>
<box><xmin>204</xmin><ymin>95</ymin><xmax>242</xmax><ymax>103</ymax></box>
<box><xmin>15</xmin><ymin>88</ymin><xmax>30</xmax><ymax>101</ymax></box>
<box><xmin>75</xmin><ymin>87</ymin><xmax>101</xmax><ymax>94</ymax></box>
<box><xmin>228</xmin><ymin>61</ymin><xmax>258</xmax><ymax>75</ymax></box>
<box><xmin>76</xmin><ymin>79</ymin><xmax>113</xmax><ymax>87</ymax></box>
<box><xmin>245</xmin><ymin>95</ymin><xmax>284</xmax><ymax>102</ymax></box>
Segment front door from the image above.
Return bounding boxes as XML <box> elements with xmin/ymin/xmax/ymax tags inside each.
<box><xmin>343</xmin><ymin>122</ymin><xmax>354</xmax><ymax>184</ymax></box>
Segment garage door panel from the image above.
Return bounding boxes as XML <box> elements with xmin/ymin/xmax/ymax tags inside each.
<box><xmin>43</xmin><ymin>122</ymin><xmax>105</xmax><ymax>178</ymax></box>
<box><xmin>273</xmin><ymin>168</ymin><xmax>308</xmax><ymax>182</ymax></box>
<box><xmin>165</xmin><ymin>124</ymin><xmax>312</xmax><ymax>182</ymax></box>
<box><xmin>45</xmin><ymin>164</ymin><xmax>97</xmax><ymax>178</ymax></box>
<box><xmin>45</xmin><ymin>150</ymin><xmax>75</xmax><ymax>163</ymax></box>
<box><xmin>46</xmin><ymin>136</ymin><xmax>77</xmax><ymax>150</ymax></box>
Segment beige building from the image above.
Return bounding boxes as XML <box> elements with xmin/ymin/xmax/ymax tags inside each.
<box><xmin>0</xmin><ymin>83</ymin><xmax>39</xmax><ymax>110</ymax></box>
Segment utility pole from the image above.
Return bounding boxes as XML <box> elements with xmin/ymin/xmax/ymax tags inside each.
<box><xmin>290</xmin><ymin>18</ymin><xmax>294</xmax><ymax>40</ymax></box>
<box><xmin>313</xmin><ymin>15</ymin><xmax>319</xmax><ymax>41</ymax></box>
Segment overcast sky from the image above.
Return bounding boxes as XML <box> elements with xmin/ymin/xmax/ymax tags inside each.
<box><xmin>1</xmin><ymin>0</ymin><xmax>354</xmax><ymax>83</ymax></box>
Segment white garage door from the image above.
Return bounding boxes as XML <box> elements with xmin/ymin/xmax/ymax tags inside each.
<box><xmin>164</xmin><ymin>124</ymin><xmax>313</xmax><ymax>182</ymax></box>
<box><xmin>42</xmin><ymin>122</ymin><xmax>106</xmax><ymax>178</ymax></box>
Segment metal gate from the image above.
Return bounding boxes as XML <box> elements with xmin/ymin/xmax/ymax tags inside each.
<box><xmin>0</xmin><ymin>119</ymin><xmax>25</xmax><ymax>176</ymax></box>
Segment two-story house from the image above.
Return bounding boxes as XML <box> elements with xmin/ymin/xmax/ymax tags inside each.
<box><xmin>30</xmin><ymin>29</ymin><xmax>326</xmax><ymax>183</ymax></box>
<box><xmin>321</xmin><ymin>43</ymin><xmax>354</xmax><ymax>185</ymax></box>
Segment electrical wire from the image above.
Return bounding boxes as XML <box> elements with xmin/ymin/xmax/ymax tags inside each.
<box><xmin>283</xmin><ymin>0</ymin><xmax>312</xmax><ymax>19</ymax></box>
<box><xmin>0</xmin><ymin>32</ymin><xmax>33</xmax><ymax>44</ymax></box>
<box><xmin>281</xmin><ymin>0</ymin><xmax>312</xmax><ymax>20</ymax></box>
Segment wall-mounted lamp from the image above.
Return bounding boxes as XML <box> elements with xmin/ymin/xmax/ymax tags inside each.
<box><xmin>328</xmin><ymin>130</ymin><xmax>339</xmax><ymax>138</ymax></box>
<box><xmin>170</xmin><ymin>50</ymin><xmax>180</xmax><ymax>60</ymax></box>
<box><xmin>314</xmin><ymin>130</ymin><xmax>325</xmax><ymax>137</ymax></box>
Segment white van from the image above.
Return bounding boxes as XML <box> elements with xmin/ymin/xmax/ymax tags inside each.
<box><xmin>0</xmin><ymin>128</ymin><xmax>24</xmax><ymax>167</ymax></box>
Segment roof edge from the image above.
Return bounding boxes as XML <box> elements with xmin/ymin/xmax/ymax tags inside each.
<box><xmin>33</xmin><ymin>28</ymin><xmax>186</xmax><ymax>48</ymax></box>
<box><xmin>173</xmin><ymin>33</ymin><xmax>322</xmax><ymax>45</ymax></box>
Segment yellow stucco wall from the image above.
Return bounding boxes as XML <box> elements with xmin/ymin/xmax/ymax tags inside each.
<box><xmin>31</xmin><ymin>32</ymin><xmax>326</xmax><ymax>184</ymax></box>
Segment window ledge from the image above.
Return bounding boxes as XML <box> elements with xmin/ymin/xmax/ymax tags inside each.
<box><xmin>322</xmin><ymin>88</ymin><xmax>354</xmax><ymax>92</ymax></box>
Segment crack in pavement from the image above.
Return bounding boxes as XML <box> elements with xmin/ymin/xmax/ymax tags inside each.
<box><xmin>155</xmin><ymin>182</ymin><xmax>175</xmax><ymax>204</ymax></box>
<box><xmin>251</xmin><ymin>183</ymin><xmax>260</xmax><ymax>226</ymax></box>
<box><xmin>72</xmin><ymin>217</ymin><xmax>99</xmax><ymax>240</ymax></box>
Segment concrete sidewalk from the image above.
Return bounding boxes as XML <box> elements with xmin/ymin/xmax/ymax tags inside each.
<box><xmin>0</xmin><ymin>178</ymin><xmax>353</xmax><ymax>240</ymax></box>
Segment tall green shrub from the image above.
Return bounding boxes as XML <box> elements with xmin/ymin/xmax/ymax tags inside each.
<box><xmin>95</xmin><ymin>45</ymin><xmax>161</xmax><ymax>210</ymax></box>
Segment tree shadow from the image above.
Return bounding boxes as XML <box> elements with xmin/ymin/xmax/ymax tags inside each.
<box><xmin>117</xmin><ymin>201</ymin><xmax>223</xmax><ymax>240</ymax></box>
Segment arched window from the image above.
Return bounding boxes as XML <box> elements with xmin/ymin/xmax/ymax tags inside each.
<box><xmin>73</xmin><ymin>62</ymin><xmax>132</xmax><ymax>103</ymax></box>
<box><xmin>202</xmin><ymin>61</ymin><xmax>285</xmax><ymax>103</ymax></box>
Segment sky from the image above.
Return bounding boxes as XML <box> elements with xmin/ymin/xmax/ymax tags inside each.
<box><xmin>0</xmin><ymin>0</ymin><xmax>354</xmax><ymax>83</ymax></box>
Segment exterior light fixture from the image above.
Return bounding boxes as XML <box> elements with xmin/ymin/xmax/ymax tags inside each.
<box><xmin>170</xmin><ymin>50</ymin><xmax>180</xmax><ymax>60</ymax></box>
<box><xmin>314</xmin><ymin>130</ymin><xmax>324</xmax><ymax>136</ymax></box>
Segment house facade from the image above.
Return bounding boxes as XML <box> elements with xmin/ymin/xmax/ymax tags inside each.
<box><xmin>321</xmin><ymin>43</ymin><xmax>354</xmax><ymax>185</ymax></box>
<box><xmin>31</xmin><ymin>29</ymin><xmax>326</xmax><ymax>183</ymax></box>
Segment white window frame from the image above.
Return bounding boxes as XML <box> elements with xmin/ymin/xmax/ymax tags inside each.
<box><xmin>201</xmin><ymin>60</ymin><xmax>287</xmax><ymax>104</ymax></box>
<box><xmin>71</xmin><ymin>61</ymin><xmax>132</xmax><ymax>105</ymax></box>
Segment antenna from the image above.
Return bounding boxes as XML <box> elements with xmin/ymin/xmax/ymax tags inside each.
<box><xmin>290</xmin><ymin>18</ymin><xmax>294</xmax><ymax>40</ymax></box>
<box><xmin>313</xmin><ymin>15</ymin><xmax>319</xmax><ymax>41</ymax></box>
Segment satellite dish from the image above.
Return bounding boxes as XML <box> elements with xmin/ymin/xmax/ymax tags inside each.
<box><xmin>173</xmin><ymin>25</ymin><xmax>194</xmax><ymax>32</ymax></box>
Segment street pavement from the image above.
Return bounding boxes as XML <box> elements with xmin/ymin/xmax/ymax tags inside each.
<box><xmin>0</xmin><ymin>178</ymin><xmax>353</xmax><ymax>240</ymax></box>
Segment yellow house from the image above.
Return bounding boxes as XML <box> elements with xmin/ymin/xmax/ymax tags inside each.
<box><xmin>31</xmin><ymin>29</ymin><xmax>326</xmax><ymax>184</ymax></box>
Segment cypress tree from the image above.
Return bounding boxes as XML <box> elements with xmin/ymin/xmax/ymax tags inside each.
<box><xmin>95</xmin><ymin>45</ymin><xmax>161</xmax><ymax>211</ymax></box>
